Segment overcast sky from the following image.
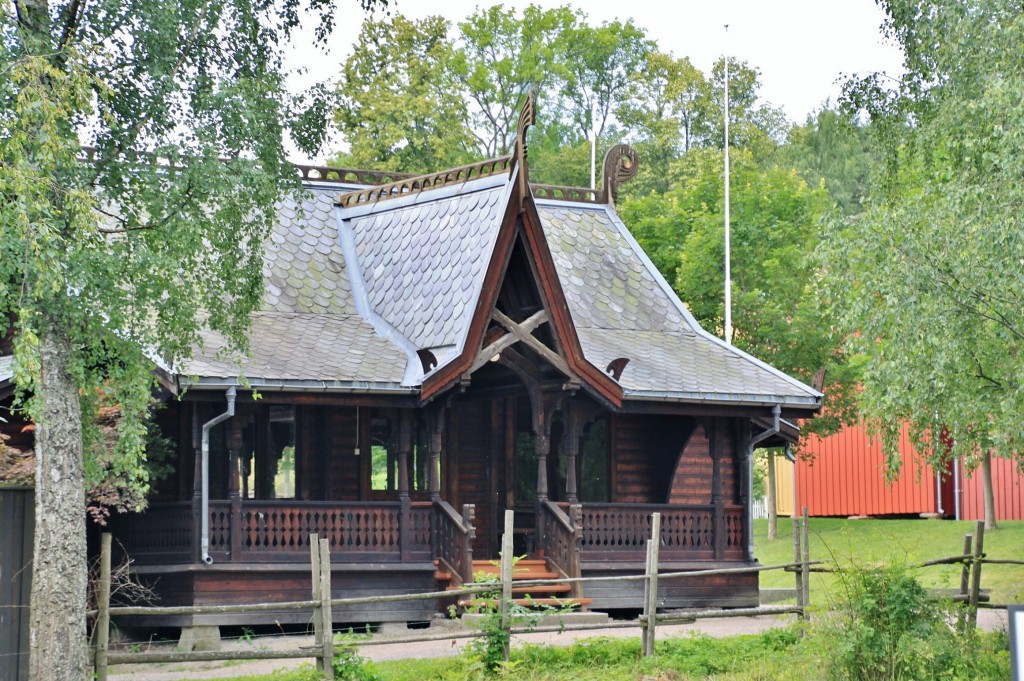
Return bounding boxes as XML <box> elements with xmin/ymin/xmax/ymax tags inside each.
<box><xmin>285</xmin><ymin>0</ymin><xmax>905</xmax><ymax>163</ymax></box>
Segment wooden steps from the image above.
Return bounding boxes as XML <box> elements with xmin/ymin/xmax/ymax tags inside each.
<box><xmin>454</xmin><ymin>559</ymin><xmax>589</xmax><ymax>611</ymax></box>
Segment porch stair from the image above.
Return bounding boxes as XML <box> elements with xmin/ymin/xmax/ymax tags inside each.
<box><xmin>452</xmin><ymin>559</ymin><xmax>591</xmax><ymax>611</ymax></box>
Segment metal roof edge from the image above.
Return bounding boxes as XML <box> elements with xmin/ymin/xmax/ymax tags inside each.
<box><xmin>594</xmin><ymin>204</ymin><xmax>823</xmax><ymax>403</ymax></box>
<box><xmin>533</xmin><ymin>197</ymin><xmax>611</xmax><ymax>210</ymax></box>
<box><xmin>178</xmin><ymin>376</ymin><xmax>418</xmax><ymax>394</ymax></box>
<box><xmin>621</xmin><ymin>388</ymin><xmax>821</xmax><ymax>409</ymax></box>
<box><xmin>336</xmin><ymin>204</ymin><xmax>425</xmax><ymax>387</ymax></box>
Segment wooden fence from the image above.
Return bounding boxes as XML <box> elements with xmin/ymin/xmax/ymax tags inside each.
<box><xmin>91</xmin><ymin>510</ymin><xmax>811</xmax><ymax>679</ymax></box>
<box><xmin>90</xmin><ymin>510</ymin><xmax>1024</xmax><ymax>679</ymax></box>
<box><xmin>0</xmin><ymin>486</ymin><xmax>33</xmax><ymax>681</ymax></box>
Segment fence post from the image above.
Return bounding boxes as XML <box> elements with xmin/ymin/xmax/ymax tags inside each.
<box><xmin>319</xmin><ymin>538</ymin><xmax>334</xmax><ymax>681</ymax></box>
<box><xmin>642</xmin><ymin>512</ymin><xmax>661</xmax><ymax>657</ymax></box>
<box><xmin>95</xmin><ymin>533</ymin><xmax>112</xmax><ymax>681</ymax></box>
<box><xmin>801</xmin><ymin>508</ymin><xmax>810</xmax><ymax>616</ymax></box>
<box><xmin>310</xmin><ymin>533</ymin><xmax>323</xmax><ymax>675</ymax></box>
<box><xmin>968</xmin><ymin>520</ymin><xmax>985</xmax><ymax>629</ymax></box>
<box><xmin>500</xmin><ymin>509</ymin><xmax>514</xmax><ymax>662</ymax></box>
<box><xmin>957</xmin><ymin>533</ymin><xmax>973</xmax><ymax>630</ymax></box>
<box><xmin>792</xmin><ymin>515</ymin><xmax>804</xmax><ymax>617</ymax></box>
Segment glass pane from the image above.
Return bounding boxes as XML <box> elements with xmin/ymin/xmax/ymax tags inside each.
<box><xmin>268</xmin><ymin>406</ymin><xmax>296</xmax><ymax>499</ymax></box>
<box><xmin>579</xmin><ymin>418</ymin><xmax>608</xmax><ymax>502</ymax></box>
<box><xmin>371</xmin><ymin>444</ymin><xmax>392</xmax><ymax>491</ymax></box>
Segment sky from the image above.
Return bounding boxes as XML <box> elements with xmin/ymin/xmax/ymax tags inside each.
<box><xmin>284</xmin><ymin>0</ymin><xmax>905</xmax><ymax>164</ymax></box>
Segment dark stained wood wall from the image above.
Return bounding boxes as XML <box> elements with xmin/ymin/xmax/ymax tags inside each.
<box><xmin>125</xmin><ymin>565</ymin><xmax>437</xmax><ymax>627</ymax></box>
<box><xmin>668</xmin><ymin>424</ymin><xmax>712</xmax><ymax>505</ymax></box>
<box><xmin>611</xmin><ymin>414</ymin><xmax>694</xmax><ymax>503</ymax></box>
<box><xmin>668</xmin><ymin>418</ymin><xmax>742</xmax><ymax>505</ymax></box>
<box><xmin>326</xmin><ymin>407</ymin><xmax>359</xmax><ymax>501</ymax></box>
<box><xmin>449</xmin><ymin>398</ymin><xmax>494</xmax><ymax>557</ymax></box>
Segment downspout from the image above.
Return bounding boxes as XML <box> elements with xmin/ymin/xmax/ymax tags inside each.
<box><xmin>747</xmin><ymin>405</ymin><xmax>781</xmax><ymax>560</ymax></box>
<box><xmin>201</xmin><ymin>386</ymin><xmax>236</xmax><ymax>565</ymax></box>
<box><xmin>954</xmin><ymin>457</ymin><xmax>961</xmax><ymax>521</ymax></box>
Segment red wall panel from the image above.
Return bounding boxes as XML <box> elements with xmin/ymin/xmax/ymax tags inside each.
<box><xmin>795</xmin><ymin>423</ymin><xmax>940</xmax><ymax>517</ymax></box>
<box><xmin>959</xmin><ymin>457</ymin><xmax>1024</xmax><ymax>521</ymax></box>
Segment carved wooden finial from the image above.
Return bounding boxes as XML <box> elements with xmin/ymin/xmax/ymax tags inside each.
<box><xmin>811</xmin><ymin>367</ymin><xmax>827</xmax><ymax>393</ymax></box>
<box><xmin>606</xmin><ymin>357</ymin><xmax>630</xmax><ymax>381</ymax></box>
<box><xmin>601</xmin><ymin>144</ymin><xmax>638</xmax><ymax>205</ymax></box>
<box><xmin>510</xmin><ymin>90</ymin><xmax>538</xmax><ymax>204</ymax></box>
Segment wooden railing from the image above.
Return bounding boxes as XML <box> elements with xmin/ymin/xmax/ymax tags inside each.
<box><xmin>431</xmin><ymin>501</ymin><xmax>475</xmax><ymax>585</ymax></box>
<box><xmin>578</xmin><ymin>503</ymin><xmax>746</xmax><ymax>561</ymax></box>
<box><xmin>108</xmin><ymin>501</ymin><xmax>196</xmax><ymax>562</ymax></box>
<box><xmin>116</xmin><ymin>500</ymin><xmax>433</xmax><ymax>564</ymax></box>
<box><xmin>538</xmin><ymin>501</ymin><xmax>583</xmax><ymax>598</ymax></box>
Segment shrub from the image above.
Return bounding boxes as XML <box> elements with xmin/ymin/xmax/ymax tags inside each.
<box><xmin>820</xmin><ymin>564</ymin><xmax>1005</xmax><ymax>680</ymax></box>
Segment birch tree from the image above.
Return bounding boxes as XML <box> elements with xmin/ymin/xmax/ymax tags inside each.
<box><xmin>1</xmin><ymin>1</ymin><xmax>379</xmax><ymax>678</ymax></box>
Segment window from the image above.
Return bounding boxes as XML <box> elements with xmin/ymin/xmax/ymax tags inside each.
<box><xmin>240</xmin><ymin>406</ymin><xmax>298</xmax><ymax>500</ymax></box>
<box><xmin>369</xmin><ymin>411</ymin><xmax>436</xmax><ymax>496</ymax></box>
<box><xmin>578</xmin><ymin>416</ymin><xmax>609</xmax><ymax>502</ymax></box>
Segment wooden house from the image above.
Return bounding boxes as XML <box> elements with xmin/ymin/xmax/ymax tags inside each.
<box><xmin>5</xmin><ymin>102</ymin><xmax>822</xmax><ymax>629</ymax></box>
<box><xmin>771</xmin><ymin>423</ymin><xmax>1024</xmax><ymax>521</ymax></box>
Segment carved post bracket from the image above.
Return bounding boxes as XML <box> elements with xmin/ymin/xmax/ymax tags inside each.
<box><xmin>569</xmin><ymin>504</ymin><xmax>584</xmax><ymax>599</ymax></box>
<box><xmin>461</xmin><ymin>504</ymin><xmax>476</xmax><ymax>584</ymax></box>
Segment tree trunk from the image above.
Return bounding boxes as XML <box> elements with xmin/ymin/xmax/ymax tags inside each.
<box><xmin>767</xmin><ymin>452</ymin><xmax>777</xmax><ymax>541</ymax></box>
<box><xmin>29</xmin><ymin>319</ymin><xmax>89</xmax><ymax>681</ymax></box>
<box><xmin>981</xmin><ymin>450</ymin><xmax>998</xmax><ymax>531</ymax></box>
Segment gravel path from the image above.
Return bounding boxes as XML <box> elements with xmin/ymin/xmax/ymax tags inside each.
<box><xmin>107</xmin><ymin>609</ymin><xmax>1009</xmax><ymax>681</ymax></box>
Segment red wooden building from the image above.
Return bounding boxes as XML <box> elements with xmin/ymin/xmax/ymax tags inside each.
<box><xmin>780</xmin><ymin>423</ymin><xmax>1024</xmax><ymax>520</ymax></box>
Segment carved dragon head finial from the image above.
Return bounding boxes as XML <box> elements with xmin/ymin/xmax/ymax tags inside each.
<box><xmin>510</xmin><ymin>91</ymin><xmax>538</xmax><ymax>206</ymax></box>
<box><xmin>601</xmin><ymin>144</ymin><xmax>638</xmax><ymax>205</ymax></box>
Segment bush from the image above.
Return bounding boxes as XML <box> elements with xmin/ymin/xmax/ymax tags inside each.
<box><xmin>820</xmin><ymin>565</ymin><xmax>1007</xmax><ymax>680</ymax></box>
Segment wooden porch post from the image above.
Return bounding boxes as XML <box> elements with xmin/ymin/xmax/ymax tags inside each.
<box><xmin>398</xmin><ymin>409</ymin><xmax>413</xmax><ymax>560</ymax></box>
<box><xmin>228</xmin><ymin>418</ymin><xmax>243</xmax><ymax>561</ymax></box>
<box><xmin>709</xmin><ymin>419</ymin><xmax>725</xmax><ymax>561</ymax></box>
<box><xmin>428</xmin><ymin>406</ymin><xmax>444</xmax><ymax>502</ymax></box>
<box><xmin>397</xmin><ymin>409</ymin><xmax>412</xmax><ymax>500</ymax></box>
<box><xmin>534</xmin><ymin>402</ymin><xmax>550</xmax><ymax>503</ymax></box>
<box><xmin>564</xmin><ymin>403</ymin><xmax>579</xmax><ymax>504</ymax></box>
<box><xmin>191</xmin><ymin>403</ymin><xmax>203</xmax><ymax>563</ymax></box>
<box><xmin>740</xmin><ymin>423</ymin><xmax>755</xmax><ymax>563</ymax></box>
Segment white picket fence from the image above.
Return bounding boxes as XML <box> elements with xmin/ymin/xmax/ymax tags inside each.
<box><xmin>752</xmin><ymin>498</ymin><xmax>769</xmax><ymax>520</ymax></box>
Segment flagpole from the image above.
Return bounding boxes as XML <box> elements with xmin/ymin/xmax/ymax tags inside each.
<box><xmin>723</xmin><ymin>25</ymin><xmax>733</xmax><ymax>345</ymax></box>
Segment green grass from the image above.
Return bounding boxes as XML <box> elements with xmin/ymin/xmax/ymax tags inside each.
<box><xmin>752</xmin><ymin>517</ymin><xmax>1024</xmax><ymax>605</ymax></box>
<box><xmin>184</xmin><ymin>627</ymin><xmax>1009</xmax><ymax>680</ymax></box>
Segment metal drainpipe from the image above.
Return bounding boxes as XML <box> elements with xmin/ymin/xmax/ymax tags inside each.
<box><xmin>201</xmin><ymin>386</ymin><xmax>236</xmax><ymax>564</ymax></box>
<box><xmin>954</xmin><ymin>457</ymin><xmax>961</xmax><ymax>521</ymax></box>
<box><xmin>747</xmin><ymin>405</ymin><xmax>781</xmax><ymax>559</ymax></box>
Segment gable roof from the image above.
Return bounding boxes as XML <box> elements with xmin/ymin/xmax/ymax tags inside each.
<box><xmin>540</xmin><ymin>201</ymin><xmax>821</xmax><ymax>408</ymax></box>
<box><xmin>340</xmin><ymin>174</ymin><xmax>512</xmax><ymax>367</ymax></box>
<box><xmin>176</xmin><ymin>158</ymin><xmax>821</xmax><ymax>413</ymax></box>
<box><xmin>180</xmin><ymin>183</ymin><xmax>415</xmax><ymax>392</ymax></box>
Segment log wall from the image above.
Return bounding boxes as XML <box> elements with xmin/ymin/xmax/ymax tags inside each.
<box><xmin>611</xmin><ymin>414</ymin><xmax>694</xmax><ymax>503</ymax></box>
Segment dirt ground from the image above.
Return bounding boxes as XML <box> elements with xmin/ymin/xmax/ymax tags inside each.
<box><xmin>107</xmin><ymin>609</ymin><xmax>1010</xmax><ymax>681</ymax></box>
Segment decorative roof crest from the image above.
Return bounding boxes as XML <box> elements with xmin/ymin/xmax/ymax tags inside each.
<box><xmin>601</xmin><ymin>144</ymin><xmax>638</xmax><ymax>206</ymax></box>
<box><xmin>509</xmin><ymin>91</ymin><xmax>537</xmax><ymax>205</ymax></box>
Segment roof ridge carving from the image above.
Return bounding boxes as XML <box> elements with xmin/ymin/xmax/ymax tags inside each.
<box><xmin>336</xmin><ymin>156</ymin><xmax>514</xmax><ymax>208</ymax></box>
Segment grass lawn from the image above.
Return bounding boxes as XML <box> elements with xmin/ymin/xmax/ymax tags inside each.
<box><xmin>186</xmin><ymin>628</ymin><xmax>1009</xmax><ymax>680</ymax></box>
<box><xmin>752</xmin><ymin>517</ymin><xmax>1024</xmax><ymax>605</ymax></box>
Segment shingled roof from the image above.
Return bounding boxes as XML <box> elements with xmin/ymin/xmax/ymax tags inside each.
<box><xmin>179</xmin><ymin>157</ymin><xmax>821</xmax><ymax>412</ymax></box>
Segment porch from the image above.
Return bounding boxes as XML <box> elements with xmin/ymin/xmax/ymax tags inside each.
<box><xmin>109</xmin><ymin>494</ymin><xmax>757</xmax><ymax>623</ymax></box>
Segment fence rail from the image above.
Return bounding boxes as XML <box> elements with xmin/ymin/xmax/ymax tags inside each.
<box><xmin>92</xmin><ymin>510</ymin><xmax>812</xmax><ymax>679</ymax></box>
<box><xmin>91</xmin><ymin>512</ymin><xmax>1020</xmax><ymax>680</ymax></box>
